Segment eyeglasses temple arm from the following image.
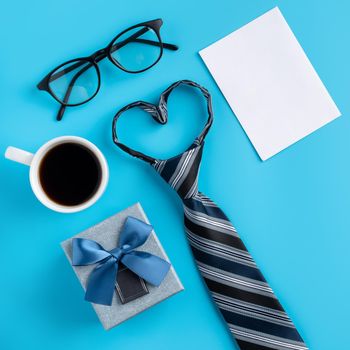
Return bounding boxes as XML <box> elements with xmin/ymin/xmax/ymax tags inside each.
<box><xmin>108</xmin><ymin>35</ymin><xmax>178</xmax><ymax>55</ymax></box>
<box><xmin>128</xmin><ymin>38</ymin><xmax>178</xmax><ymax>50</ymax></box>
<box><xmin>56</xmin><ymin>104</ymin><xmax>66</xmax><ymax>121</ymax></box>
<box><xmin>110</xmin><ymin>26</ymin><xmax>178</xmax><ymax>51</ymax></box>
<box><xmin>37</xmin><ymin>60</ymin><xmax>86</xmax><ymax>88</ymax></box>
<box><xmin>55</xmin><ymin>62</ymin><xmax>94</xmax><ymax>121</ymax></box>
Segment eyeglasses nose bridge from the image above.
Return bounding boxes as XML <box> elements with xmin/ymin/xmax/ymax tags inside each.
<box><xmin>90</xmin><ymin>48</ymin><xmax>108</xmax><ymax>61</ymax></box>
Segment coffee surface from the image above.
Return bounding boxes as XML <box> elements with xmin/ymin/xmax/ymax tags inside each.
<box><xmin>39</xmin><ymin>143</ymin><xmax>101</xmax><ymax>206</ymax></box>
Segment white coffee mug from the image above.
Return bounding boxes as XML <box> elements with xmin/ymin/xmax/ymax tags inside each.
<box><xmin>5</xmin><ymin>136</ymin><xmax>109</xmax><ymax>213</ymax></box>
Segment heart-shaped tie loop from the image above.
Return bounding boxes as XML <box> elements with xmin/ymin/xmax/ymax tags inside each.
<box><xmin>112</xmin><ymin>80</ymin><xmax>213</xmax><ymax>164</ymax></box>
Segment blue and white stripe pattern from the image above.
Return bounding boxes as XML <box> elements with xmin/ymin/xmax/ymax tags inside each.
<box><xmin>112</xmin><ymin>80</ymin><xmax>307</xmax><ymax>350</ymax></box>
<box><xmin>152</xmin><ymin>146</ymin><xmax>307</xmax><ymax>350</ymax></box>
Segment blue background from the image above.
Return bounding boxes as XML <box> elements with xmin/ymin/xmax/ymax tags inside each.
<box><xmin>0</xmin><ymin>0</ymin><xmax>348</xmax><ymax>349</ymax></box>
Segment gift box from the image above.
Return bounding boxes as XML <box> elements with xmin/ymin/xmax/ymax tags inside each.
<box><xmin>61</xmin><ymin>203</ymin><xmax>184</xmax><ymax>330</ymax></box>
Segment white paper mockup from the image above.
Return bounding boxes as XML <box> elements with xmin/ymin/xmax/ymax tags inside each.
<box><xmin>200</xmin><ymin>7</ymin><xmax>340</xmax><ymax>160</ymax></box>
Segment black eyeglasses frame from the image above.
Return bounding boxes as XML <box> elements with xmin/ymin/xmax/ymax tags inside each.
<box><xmin>37</xmin><ymin>18</ymin><xmax>178</xmax><ymax>120</ymax></box>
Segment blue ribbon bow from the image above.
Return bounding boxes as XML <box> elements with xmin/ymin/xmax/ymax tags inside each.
<box><xmin>72</xmin><ymin>216</ymin><xmax>171</xmax><ymax>306</ymax></box>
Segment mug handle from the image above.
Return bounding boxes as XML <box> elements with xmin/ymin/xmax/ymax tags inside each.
<box><xmin>5</xmin><ymin>147</ymin><xmax>34</xmax><ymax>166</ymax></box>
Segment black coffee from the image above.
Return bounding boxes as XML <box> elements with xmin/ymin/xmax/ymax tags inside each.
<box><xmin>39</xmin><ymin>142</ymin><xmax>102</xmax><ymax>206</ymax></box>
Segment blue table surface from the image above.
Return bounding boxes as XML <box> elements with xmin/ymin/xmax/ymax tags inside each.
<box><xmin>1</xmin><ymin>0</ymin><xmax>349</xmax><ymax>349</ymax></box>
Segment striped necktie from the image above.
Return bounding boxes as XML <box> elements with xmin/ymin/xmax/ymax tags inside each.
<box><xmin>112</xmin><ymin>80</ymin><xmax>307</xmax><ymax>350</ymax></box>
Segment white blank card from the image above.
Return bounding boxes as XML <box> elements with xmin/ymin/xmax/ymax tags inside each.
<box><xmin>200</xmin><ymin>7</ymin><xmax>341</xmax><ymax>160</ymax></box>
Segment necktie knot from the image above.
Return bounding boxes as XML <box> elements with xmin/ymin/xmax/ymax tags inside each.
<box><xmin>152</xmin><ymin>142</ymin><xmax>203</xmax><ymax>200</ymax></box>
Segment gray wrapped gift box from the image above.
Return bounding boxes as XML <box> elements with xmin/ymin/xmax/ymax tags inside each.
<box><xmin>61</xmin><ymin>203</ymin><xmax>184</xmax><ymax>330</ymax></box>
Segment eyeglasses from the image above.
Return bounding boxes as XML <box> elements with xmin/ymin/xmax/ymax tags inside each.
<box><xmin>37</xmin><ymin>19</ymin><xmax>178</xmax><ymax>121</ymax></box>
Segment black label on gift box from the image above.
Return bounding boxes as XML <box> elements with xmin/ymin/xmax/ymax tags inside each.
<box><xmin>115</xmin><ymin>264</ymin><xmax>149</xmax><ymax>304</ymax></box>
